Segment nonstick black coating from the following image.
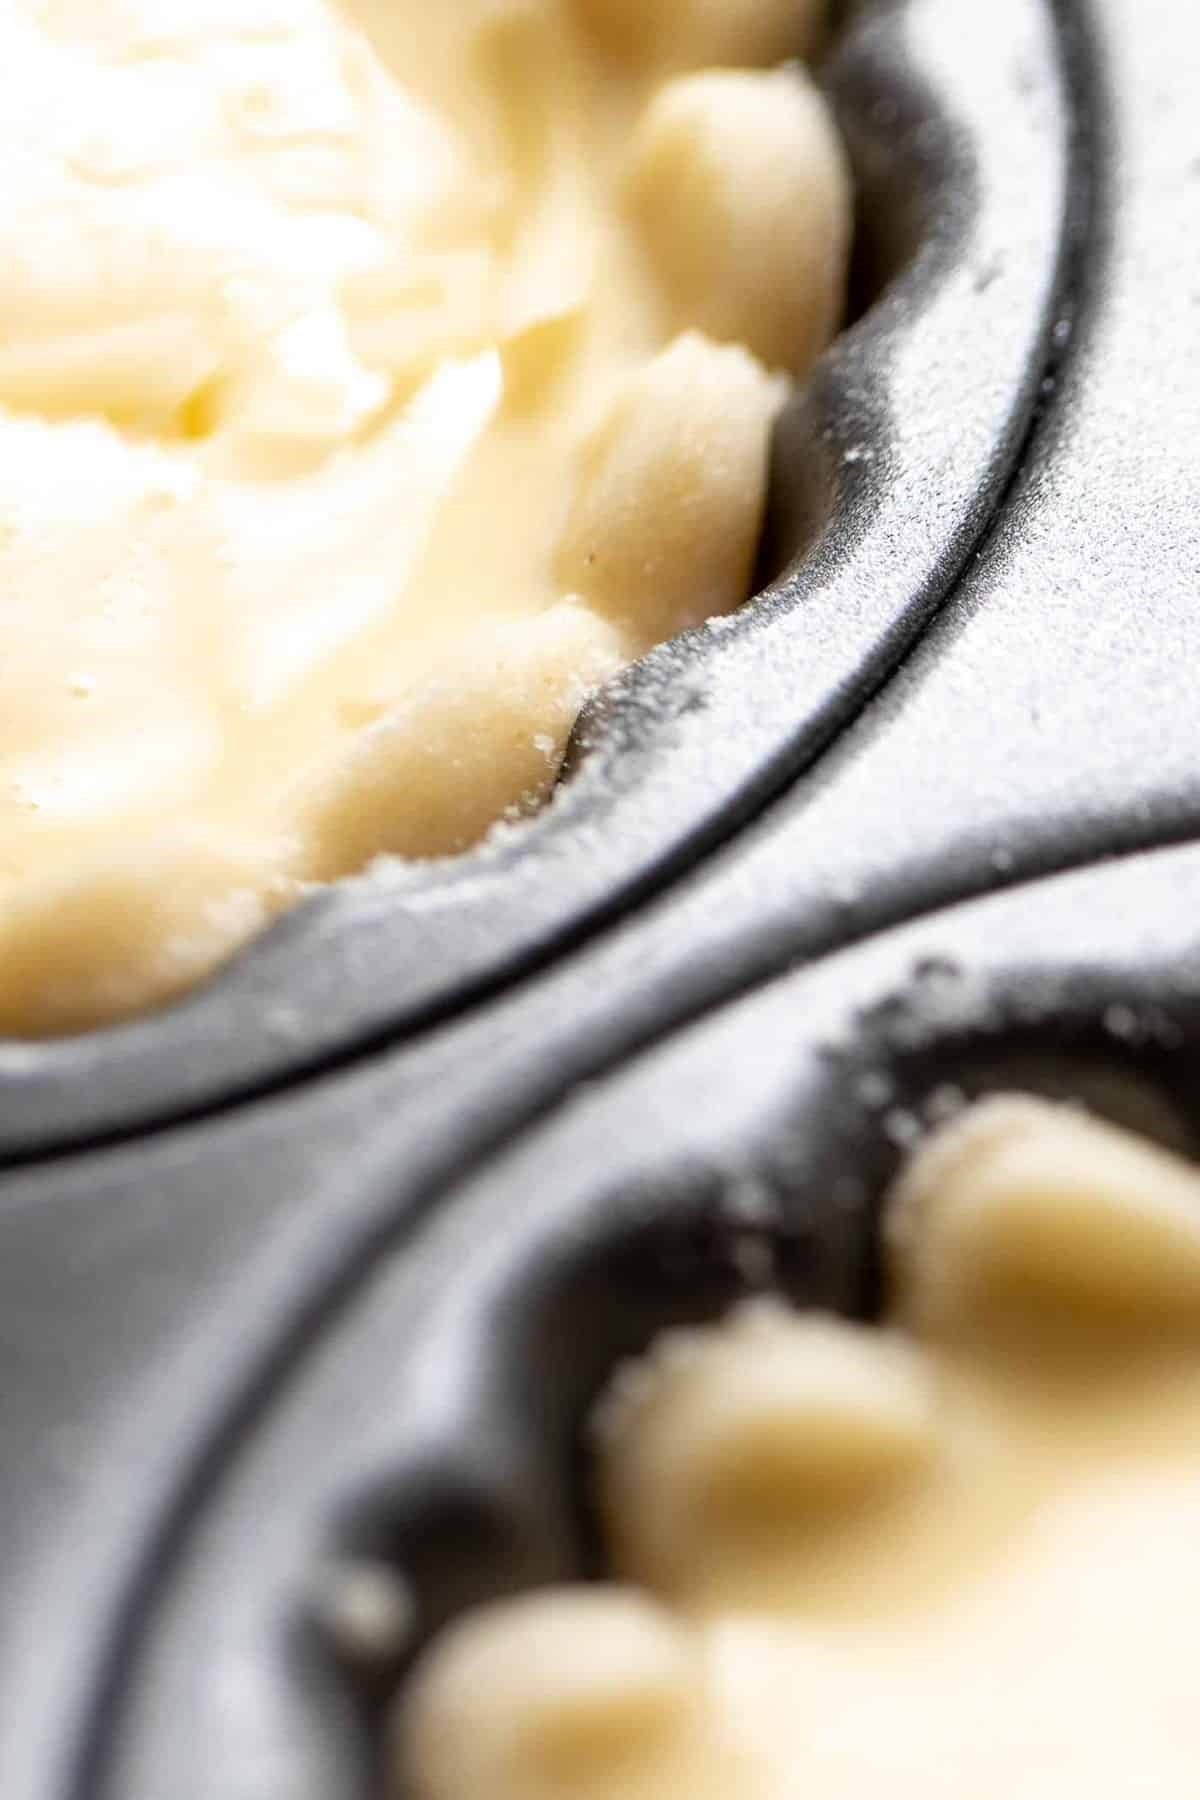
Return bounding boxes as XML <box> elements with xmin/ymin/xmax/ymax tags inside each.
<box><xmin>0</xmin><ymin>0</ymin><xmax>1072</xmax><ymax>1157</ymax></box>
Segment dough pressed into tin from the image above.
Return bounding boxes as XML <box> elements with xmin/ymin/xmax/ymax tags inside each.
<box><xmin>0</xmin><ymin>0</ymin><xmax>848</xmax><ymax>1034</ymax></box>
<box><xmin>400</xmin><ymin>1096</ymin><xmax>1200</xmax><ymax>1799</ymax></box>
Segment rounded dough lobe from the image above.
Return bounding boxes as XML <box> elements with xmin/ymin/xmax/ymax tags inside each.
<box><xmin>0</xmin><ymin>831</ymin><xmax>290</xmax><ymax>1038</ymax></box>
<box><xmin>886</xmin><ymin>1095</ymin><xmax>1200</xmax><ymax>1337</ymax></box>
<box><xmin>396</xmin><ymin>1587</ymin><xmax>706</xmax><ymax>1800</ymax></box>
<box><xmin>596</xmin><ymin>1303</ymin><xmax>935</xmax><ymax>1598</ymax></box>
<box><xmin>627</xmin><ymin>67</ymin><xmax>852</xmax><ymax>378</ymax></box>
<box><xmin>556</xmin><ymin>333</ymin><xmax>786</xmax><ymax>652</ymax></box>
<box><xmin>296</xmin><ymin>603</ymin><xmax>625</xmax><ymax>877</ymax></box>
<box><xmin>569</xmin><ymin>0</ymin><xmax>829</xmax><ymax>72</ymax></box>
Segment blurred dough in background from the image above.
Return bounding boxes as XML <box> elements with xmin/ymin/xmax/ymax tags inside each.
<box><xmin>400</xmin><ymin>1098</ymin><xmax>1200</xmax><ymax>1799</ymax></box>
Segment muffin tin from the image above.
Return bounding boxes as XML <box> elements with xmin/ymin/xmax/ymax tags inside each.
<box><xmin>2</xmin><ymin>0</ymin><xmax>1200</xmax><ymax>1794</ymax></box>
<box><xmin>0</xmin><ymin>0</ymin><xmax>1072</xmax><ymax>1158</ymax></box>
<box><xmin>56</xmin><ymin>841</ymin><xmax>1200</xmax><ymax>1800</ymax></box>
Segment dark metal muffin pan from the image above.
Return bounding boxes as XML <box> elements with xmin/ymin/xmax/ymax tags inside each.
<box><xmin>1</xmin><ymin>0</ymin><xmax>1199</xmax><ymax>1793</ymax></box>
<box><xmin>49</xmin><ymin>842</ymin><xmax>1200</xmax><ymax>1800</ymax></box>
<box><xmin>0</xmin><ymin>0</ymin><xmax>1073</xmax><ymax>1157</ymax></box>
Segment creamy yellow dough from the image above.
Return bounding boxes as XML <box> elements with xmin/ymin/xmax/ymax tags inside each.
<box><xmin>0</xmin><ymin>0</ymin><xmax>848</xmax><ymax>1035</ymax></box>
<box><xmin>399</xmin><ymin>1096</ymin><xmax>1200</xmax><ymax>1798</ymax></box>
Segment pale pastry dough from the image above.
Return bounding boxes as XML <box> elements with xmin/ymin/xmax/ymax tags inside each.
<box><xmin>395</xmin><ymin>1589</ymin><xmax>732</xmax><ymax>1800</ymax></box>
<box><xmin>556</xmin><ymin>335</ymin><xmax>789</xmax><ymax>651</ymax></box>
<box><xmin>628</xmin><ymin>68</ymin><xmax>851</xmax><ymax>377</ymax></box>
<box><xmin>886</xmin><ymin>1092</ymin><xmax>1200</xmax><ymax>1332</ymax></box>
<box><xmin>399</xmin><ymin>1097</ymin><xmax>1200</xmax><ymax>1798</ymax></box>
<box><xmin>594</xmin><ymin>1308</ymin><xmax>935</xmax><ymax>1597</ymax></box>
<box><xmin>569</xmin><ymin>0</ymin><xmax>828</xmax><ymax>73</ymax></box>
<box><xmin>0</xmin><ymin>0</ymin><xmax>848</xmax><ymax>1034</ymax></box>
